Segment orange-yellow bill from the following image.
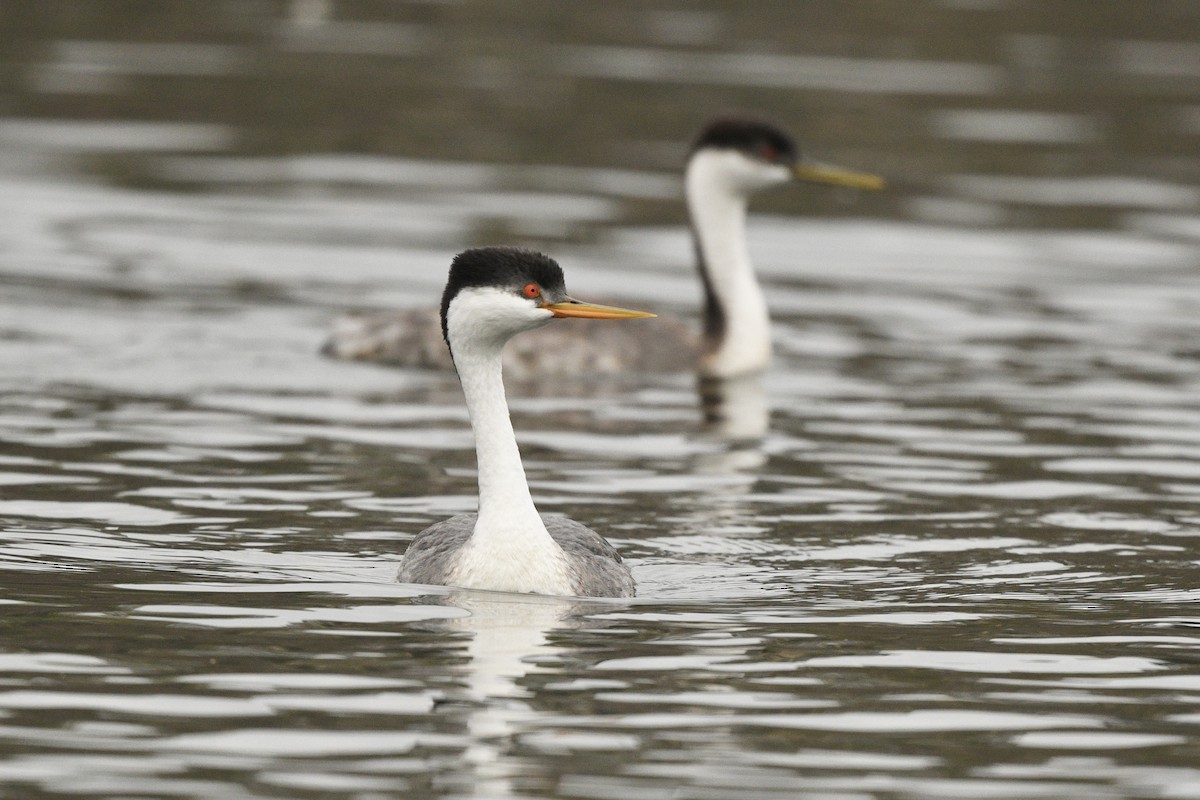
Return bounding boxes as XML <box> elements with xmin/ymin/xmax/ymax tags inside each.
<box><xmin>543</xmin><ymin>299</ymin><xmax>656</xmax><ymax>320</ymax></box>
<box><xmin>792</xmin><ymin>161</ymin><xmax>885</xmax><ymax>191</ymax></box>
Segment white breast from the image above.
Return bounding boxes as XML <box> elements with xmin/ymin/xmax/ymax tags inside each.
<box><xmin>448</xmin><ymin>515</ymin><xmax>575</xmax><ymax>595</ymax></box>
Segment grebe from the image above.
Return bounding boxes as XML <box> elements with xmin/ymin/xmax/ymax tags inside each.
<box><xmin>322</xmin><ymin>117</ymin><xmax>882</xmax><ymax>379</ymax></box>
<box><xmin>396</xmin><ymin>247</ymin><xmax>652</xmax><ymax>597</ymax></box>
<box><xmin>685</xmin><ymin>117</ymin><xmax>882</xmax><ymax>378</ymax></box>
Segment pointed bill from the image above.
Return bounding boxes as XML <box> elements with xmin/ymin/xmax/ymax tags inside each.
<box><xmin>543</xmin><ymin>298</ymin><xmax>656</xmax><ymax>319</ymax></box>
<box><xmin>792</xmin><ymin>160</ymin><xmax>885</xmax><ymax>191</ymax></box>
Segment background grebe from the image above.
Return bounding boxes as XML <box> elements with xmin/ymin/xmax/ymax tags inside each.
<box><xmin>322</xmin><ymin>117</ymin><xmax>882</xmax><ymax>378</ymax></box>
<box><xmin>396</xmin><ymin>247</ymin><xmax>652</xmax><ymax>598</ymax></box>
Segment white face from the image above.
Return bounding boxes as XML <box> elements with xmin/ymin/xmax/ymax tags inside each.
<box><xmin>446</xmin><ymin>286</ymin><xmax>553</xmax><ymax>354</ymax></box>
<box><xmin>686</xmin><ymin>148</ymin><xmax>792</xmax><ymax>197</ymax></box>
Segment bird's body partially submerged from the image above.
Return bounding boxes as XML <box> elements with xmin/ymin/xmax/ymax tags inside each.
<box><xmin>399</xmin><ymin>513</ymin><xmax>635</xmax><ymax>598</ymax></box>
<box><xmin>396</xmin><ymin>247</ymin><xmax>651</xmax><ymax>598</ymax></box>
<box><xmin>322</xmin><ymin>117</ymin><xmax>882</xmax><ymax>379</ymax></box>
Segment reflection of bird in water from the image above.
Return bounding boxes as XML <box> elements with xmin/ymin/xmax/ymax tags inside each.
<box><xmin>397</xmin><ymin>247</ymin><xmax>650</xmax><ymax>597</ymax></box>
<box><xmin>698</xmin><ymin>372</ymin><xmax>771</xmax><ymax>444</ymax></box>
<box><xmin>322</xmin><ymin>117</ymin><xmax>883</xmax><ymax>379</ymax></box>
<box><xmin>446</xmin><ymin>592</ymin><xmax>572</xmax><ymax>800</ymax></box>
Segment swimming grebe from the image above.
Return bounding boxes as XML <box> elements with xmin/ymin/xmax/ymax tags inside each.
<box><xmin>685</xmin><ymin>117</ymin><xmax>882</xmax><ymax>378</ymax></box>
<box><xmin>396</xmin><ymin>247</ymin><xmax>652</xmax><ymax>597</ymax></box>
<box><xmin>322</xmin><ymin>117</ymin><xmax>882</xmax><ymax>378</ymax></box>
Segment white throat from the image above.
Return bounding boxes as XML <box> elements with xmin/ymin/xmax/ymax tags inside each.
<box><xmin>685</xmin><ymin>150</ymin><xmax>775</xmax><ymax>379</ymax></box>
<box><xmin>443</xmin><ymin>291</ymin><xmax>574</xmax><ymax>594</ymax></box>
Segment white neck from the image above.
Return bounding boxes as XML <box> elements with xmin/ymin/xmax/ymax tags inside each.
<box><xmin>686</xmin><ymin>151</ymin><xmax>773</xmax><ymax>379</ymax></box>
<box><xmin>443</xmin><ymin>297</ymin><xmax>574</xmax><ymax>594</ymax></box>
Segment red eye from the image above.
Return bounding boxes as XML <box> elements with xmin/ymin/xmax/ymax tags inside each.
<box><xmin>760</xmin><ymin>144</ymin><xmax>778</xmax><ymax>161</ymax></box>
<box><xmin>522</xmin><ymin>283</ymin><xmax>541</xmax><ymax>299</ymax></box>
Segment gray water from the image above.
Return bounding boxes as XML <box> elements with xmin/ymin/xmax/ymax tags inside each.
<box><xmin>2</xmin><ymin>3</ymin><xmax>1200</xmax><ymax>798</ymax></box>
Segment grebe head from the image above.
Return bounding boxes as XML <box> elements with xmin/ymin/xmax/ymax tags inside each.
<box><xmin>688</xmin><ymin>117</ymin><xmax>802</xmax><ymax>195</ymax></box>
<box><xmin>687</xmin><ymin>116</ymin><xmax>885</xmax><ymax>197</ymax></box>
<box><xmin>441</xmin><ymin>247</ymin><xmax>655</xmax><ymax>358</ymax></box>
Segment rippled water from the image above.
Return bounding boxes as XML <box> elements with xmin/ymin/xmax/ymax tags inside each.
<box><xmin>2</xmin><ymin>2</ymin><xmax>1200</xmax><ymax>798</ymax></box>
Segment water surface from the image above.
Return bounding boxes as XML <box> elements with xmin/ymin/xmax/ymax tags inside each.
<box><xmin>1</xmin><ymin>2</ymin><xmax>1199</xmax><ymax>798</ymax></box>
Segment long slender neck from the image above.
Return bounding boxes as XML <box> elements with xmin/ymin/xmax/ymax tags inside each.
<box><xmin>443</xmin><ymin>313</ymin><xmax>574</xmax><ymax>595</ymax></box>
<box><xmin>453</xmin><ymin>344</ymin><xmax>543</xmax><ymax>529</ymax></box>
<box><xmin>686</xmin><ymin>153</ymin><xmax>772</xmax><ymax>379</ymax></box>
